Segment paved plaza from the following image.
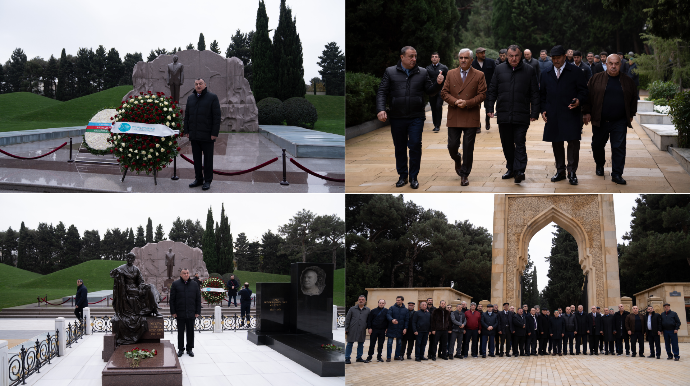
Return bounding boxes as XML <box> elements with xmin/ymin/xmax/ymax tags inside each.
<box><xmin>0</xmin><ymin>318</ymin><xmax>345</xmax><ymax>386</ymax></box>
<box><xmin>346</xmin><ymin>104</ymin><xmax>690</xmax><ymax>193</ymax></box>
<box><xmin>0</xmin><ymin>133</ymin><xmax>344</xmax><ymax>193</ymax></box>
<box><xmin>345</xmin><ymin>338</ymin><xmax>690</xmax><ymax>385</ymax></box>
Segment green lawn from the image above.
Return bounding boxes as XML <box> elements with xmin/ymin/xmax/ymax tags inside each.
<box><xmin>305</xmin><ymin>95</ymin><xmax>344</xmax><ymax>136</ymax></box>
<box><xmin>0</xmin><ymin>86</ymin><xmax>132</xmax><ymax>133</ymax></box>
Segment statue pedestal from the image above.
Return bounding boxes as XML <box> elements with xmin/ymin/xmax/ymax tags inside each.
<box><xmin>103</xmin><ymin>317</ymin><xmax>164</xmax><ymax>361</ymax></box>
<box><xmin>102</xmin><ymin>340</ymin><xmax>182</xmax><ymax>386</ymax></box>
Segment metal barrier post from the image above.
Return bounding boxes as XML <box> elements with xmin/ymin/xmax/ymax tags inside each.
<box><xmin>280</xmin><ymin>149</ymin><xmax>289</xmax><ymax>185</ymax></box>
<box><xmin>68</xmin><ymin>138</ymin><xmax>74</xmax><ymax>163</ymax></box>
<box><xmin>171</xmin><ymin>156</ymin><xmax>179</xmax><ymax>180</ymax></box>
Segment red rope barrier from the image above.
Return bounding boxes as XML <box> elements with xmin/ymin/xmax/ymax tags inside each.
<box><xmin>289</xmin><ymin>158</ymin><xmax>345</xmax><ymax>182</ymax></box>
<box><xmin>0</xmin><ymin>142</ymin><xmax>67</xmax><ymax>160</ymax></box>
<box><xmin>38</xmin><ymin>297</ymin><xmax>72</xmax><ymax>306</ymax></box>
<box><xmin>180</xmin><ymin>154</ymin><xmax>278</xmax><ymax>176</ymax></box>
<box><xmin>88</xmin><ymin>297</ymin><xmax>108</xmax><ymax>304</ymax></box>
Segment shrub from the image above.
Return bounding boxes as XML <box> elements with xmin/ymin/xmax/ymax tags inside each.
<box><xmin>209</xmin><ymin>273</ymin><xmax>222</xmax><ymax>280</ymax></box>
<box><xmin>221</xmin><ymin>272</ymin><xmax>237</xmax><ymax>285</ymax></box>
<box><xmin>669</xmin><ymin>90</ymin><xmax>690</xmax><ymax>148</ymax></box>
<box><xmin>648</xmin><ymin>80</ymin><xmax>678</xmax><ymax>102</ymax></box>
<box><xmin>257</xmin><ymin>97</ymin><xmax>284</xmax><ymax>125</ymax></box>
<box><xmin>281</xmin><ymin>97</ymin><xmax>318</xmax><ymax>130</ymax></box>
<box><xmin>649</xmin><ymin>98</ymin><xmax>669</xmax><ymax>107</ymax></box>
<box><xmin>346</xmin><ymin>72</ymin><xmax>381</xmax><ymax>127</ymax></box>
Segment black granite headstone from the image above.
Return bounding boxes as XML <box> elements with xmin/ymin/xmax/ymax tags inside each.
<box><xmin>291</xmin><ymin>263</ymin><xmax>333</xmax><ymax>339</ymax></box>
<box><xmin>256</xmin><ymin>283</ymin><xmax>291</xmax><ymax>333</ymax></box>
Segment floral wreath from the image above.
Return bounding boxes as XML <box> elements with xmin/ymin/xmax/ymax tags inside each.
<box><xmin>201</xmin><ymin>277</ymin><xmax>227</xmax><ymax>304</ymax></box>
<box><xmin>108</xmin><ymin>91</ymin><xmax>184</xmax><ymax>175</ymax></box>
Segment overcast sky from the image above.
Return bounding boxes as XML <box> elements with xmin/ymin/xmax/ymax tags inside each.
<box><xmin>402</xmin><ymin>193</ymin><xmax>640</xmax><ymax>291</ymax></box>
<box><xmin>0</xmin><ymin>0</ymin><xmax>344</xmax><ymax>83</ymax></box>
<box><xmin>0</xmin><ymin>193</ymin><xmax>344</xmax><ymax>244</ymax></box>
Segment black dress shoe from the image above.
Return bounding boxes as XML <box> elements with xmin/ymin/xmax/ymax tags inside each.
<box><xmin>461</xmin><ymin>176</ymin><xmax>469</xmax><ymax>186</ymax></box>
<box><xmin>345</xmin><ymin>359</ymin><xmax>351</xmax><ymax>364</ymax></box>
<box><xmin>189</xmin><ymin>180</ymin><xmax>203</xmax><ymax>188</ymax></box>
<box><xmin>395</xmin><ymin>177</ymin><xmax>408</xmax><ymax>187</ymax></box>
<box><xmin>514</xmin><ymin>171</ymin><xmax>525</xmax><ymax>183</ymax></box>
<box><xmin>476</xmin><ymin>128</ymin><xmax>481</xmax><ymax>134</ymax></box>
<box><xmin>410</xmin><ymin>179</ymin><xmax>419</xmax><ymax>189</ymax></box>
<box><xmin>431</xmin><ymin>357</ymin><xmax>436</xmax><ymax>361</ymax></box>
<box><xmin>177</xmin><ymin>350</ymin><xmax>184</xmax><ymax>357</ymax></box>
<box><xmin>611</xmin><ymin>175</ymin><xmax>626</xmax><ymax>184</ymax></box>
<box><xmin>415</xmin><ymin>358</ymin><xmax>421</xmax><ymax>362</ymax></box>
<box><xmin>551</xmin><ymin>171</ymin><xmax>566</xmax><ymax>182</ymax></box>
<box><xmin>502</xmin><ymin>170</ymin><xmax>515</xmax><ymax>179</ymax></box>
<box><xmin>377</xmin><ymin>357</ymin><xmax>384</xmax><ymax>362</ymax></box>
<box><xmin>433</xmin><ymin>127</ymin><xmax>440</xmax><ymax>132</ymax></box>
<box><xmin>202</xmin><ymin>182</ymin><xmax>211</xmax><ymax>190</ymax></box>
<box><xmin>674</xmin><ymin>357</ymin><xmax>679</xmax><ymax>361</ymax></box>
<box><xmin>187</xmin><ymin>350</ymin><xmax>194</xmax><ymax>357</ymax></box>
<box><xmin>568</xmin><ymin>172</ymin><xmax>578</xmax><ymax>185</ymax></box>
<box><xmin>482</xmin><ymin>355</ymin><xmax>486</xmax><ymax>358</ymax></box>
<box><xmin>421</xmin><ymin>357</ymin><xmax>428</xmax><ymax>360</ymax></box>
<box><xmin>356</xmin><ymin>358</ymin><xmax>366</xmax><ymax>363</ymax></box>
<box><xmin>596</xmin><ymin>165</ymin><xmax>604</xmax><ymax>176</ymax></box>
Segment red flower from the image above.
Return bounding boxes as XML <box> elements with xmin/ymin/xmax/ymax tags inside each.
<box><xmin>140</xmin><ymin>92</ymin><xmax>143</xmax><ymax>95</ymax></box>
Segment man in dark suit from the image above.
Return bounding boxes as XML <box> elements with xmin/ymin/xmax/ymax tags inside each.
<box><xmin>538</xmin><ymin>308</ymin><xmax>551</xmax><ymax>355</ymax></box>
<box><xmin>645</xmin><ymin>305</ymin><xmax>662</xmax><ymax>359</ymax></box>
<box><xmin>426</xmin><ymin>52</ymin><xmax>449</xmax><ymax>133</ymax></box>
<box><xmin>480</xmin><ymin>304</ymin><xmax>499</xmax><ymax>358</ymax></box>
<box><xmin>573</xmin><ymin>51</ymin><xmax>592</xmax><ymax>82</ymax></box>
<box><xmin>550</xmin><ymin>310</ymin><xmax>566</xmax><ymax>356</ymax></box>
<box><xmin>625</xmin><ymin>305</ymin><xmax>647</xmax><ymax>357</ymax></box>
<box><xmin>497</xmin><ymin>302</ymin><xmax>513</xmax><ymax>357</ymax></box>
<box><xmin>471</xmin><ymin>47</ymin><xmax>496</xmax><ymax>132</ymax></box>
<box><xmin>183</xmin><ymin>78</ymin><xmax>221</xmax><ymax>191</ymax></box>
<box><xmin>591</xmin><ymin>52</ymin><xmax>608</xmax><ymax>75</ymax></box>
<box><xmin>540</xmin><ymin>45</ymin><xmax>588</xmax><ymax>185</ymax></box>
<box><xmin>613</xmin><ymin>304</ymin><xmax>630</xmax><ymax>355</ymax></box>
<box><xmin>170</xmin><ymin>268</ymin><xmax>201</xmax><ymax>357</ymax></box>
<box><xmin>526</xmin><ymin>307</ymin><xmax>539</xmax><ymax>355</ymax></box>
<box><xmin>74</xmin><ymin>279</ymin><xmax>88</xmax><ymax>320</ymax></box>
<box><xmin>587</xmin><ymin>306</ymin><xmax>603</xmax><ymax>355</ymax></box>
<box><xmin>401</xmin><ymin>302</ymin><xmax>417</xmax><ymax>359</ymax></box>
<box><xmin>512</xmin><ymin>308</ymin><xmax>527</xmax><ymax>356</ymax></box>
<box><xmin>574</xmin><ymin>305</ymin><xmax>589</xmax><ymax>354</ymax></box>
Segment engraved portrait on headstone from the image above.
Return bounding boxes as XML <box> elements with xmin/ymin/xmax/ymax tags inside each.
<box><xmin>300</xmin><ymin>266</ymin><xmax>326</xmax><ymax>296</ymax></box>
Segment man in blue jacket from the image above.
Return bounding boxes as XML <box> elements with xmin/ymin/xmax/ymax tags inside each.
<box><xmin>412</xmin><ymin>301</ymin><xmax>431</xmax><ymax>361</ymax></box>
<box><xmin>660</xmin><ymin>303</ymin><xmax>681</xmax><ymax>361</ymax></box>
<box><xmin>386</xmin><ymin>295</ymin><xmax>409</xmax><ymax>361</ymax></box>
<box><xmin>74</xmin><ymin>279</ymin><xmax>88</xmax><ymax>320</ymax></box>
<box><xmin>366</xmin><ymin>299</ymin><xmax>388</xmax><ymax>362</ymax></box>
<box><xmin>480</xmin><ymin>304</ymin><xmax>499</xmax><ymax>358</ymax></box>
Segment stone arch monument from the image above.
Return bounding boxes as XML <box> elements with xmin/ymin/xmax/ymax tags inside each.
<box><xmin>491</xmin><ymin>194</ymin><xmax>620</xmax><ymax>309</ymax></box>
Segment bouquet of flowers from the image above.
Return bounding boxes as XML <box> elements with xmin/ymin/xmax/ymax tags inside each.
<box><xmin>320</xmin><ymin>344</ymin><xmax>343</xmax><ymax>352</ymax></box>
<box><xmin>108</xmin><ymin>91</ymin><xmax>184</xmax><ymax>175</ymax></box>
<box><xmin>124</xmin><ymin>347</ymin><xmax>157</xmax><ymax>368</ymax></box>
<box><xmin>201</xmin><ymin>277</ymin><xmax>227</xmax><ymax>305</ymax></box>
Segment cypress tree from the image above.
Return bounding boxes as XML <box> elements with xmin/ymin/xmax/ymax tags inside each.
<box><xmin>226</xmin><ymin>29</ymin><xmax>254</xmax><ymax>85</ymax></box>
<box><xmin>7</xmin><ymin>48</ymin><xmax>27</xmax><ymax>92</ymax></box>
<box><xmin>317</xmin><ymin>42</ymin><xmax>345</xmax><ymax>96</ymax></box>
<box><xmin>217</xmin><ymin>204</ymin><xmax>234</xmax><ymax>274</ymax></box>
<box><xmin>61</xmin><ymin>225</ymin><xmax>82</xmax><ymax>270</ymax></box>
<box><xmin>135</xmin><ymin>226</ymin><xmax>145</xmax><ymax>247</ymax></box>
<box><xmin>104</xmin><ymin>48</ymin><xmax>123</xmax><ymax>89</ymax></box>
<box><xmin>209</xmin><ymin>40</ymin><xmax>221</xmax><ymax>54</ymax></box>
<box><xmin>198</xmin><ymin>33</ymin><xmax>206</xmax><ymax>51</ymax></box>
<box><xmin>202</xmin><ymin>207</ymin><xmax>218</xmax><ymax>274</ymax></box>
<box><xmin>0</xmin><ymin>64</ymin><xmax>4</xmax><ymax>94</ymax></box>
<box><xmin>2</xmin><ymin>227</ymin><xmax>18</xmax><ymax>266</ymax></box>
<box><xmin>74</xmin><ymin>48</ymin><xmax>93</xmax><ymax>97</ymax></box>
<box><xmin>541</xmin><ymin>226</ymin><xmax>584</xmax><ymax>310</ymax></box>
<box><xmin>92</xmin><ymin>45</ymin><xmax>107</xmax><ymax>92</ymax></box>
<box><xmin>273</xmin><ymin>1</ymin><xmax>306</xmax><ymax>100</ymax></box>
<box><xmin>154</xmin><ymin>224</ymin><xmax>165</xmax><ymax>242</ymax></box>
<box><xmin>146</xmin><ymin>218</ymin><xmax>153</xmax><ymax>243</ymax></box>
<box><xmin>251</xmin><ymin>0</ymin><xmax>276</xmax><ymax>101</ymax></box>
<box><xmin>120</xmin><ymin>52</ymin><xmax>142</xmax><ymax>85</ymax></box>
<box><xmin>43</xmin><ymin>55</ymin><xmax>58</xmax><ymax>99</ymax></box>
<box><xmin>126</xmin><ymin>228</ymin><xmax>135</xmax><ymax>254</ymax></box>
<box><xmin>186</xmin><ymin>43</ymin><xmax>194</xmax><ymax>50</ymax></box>
<box><xmin>81</xmin><ymin>230</ymin><xmax>101</xmax><ymax>262</ymax></box>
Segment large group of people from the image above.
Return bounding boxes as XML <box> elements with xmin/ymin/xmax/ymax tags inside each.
<box><xmin>344</xmin><ymin>296</ymin><xmax>682</xmax><ymax>364</ymax></box>
<box><xmin>376</xmin><ymin>44</ymin><xmax>640</xmax><ymax>188</ymax></box>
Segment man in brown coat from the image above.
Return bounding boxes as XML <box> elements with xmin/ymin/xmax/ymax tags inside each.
<box><xmin>625</xmin><ymin>305</ymin><xmax>647</xmax><ymax>357</ymax></box>
<box><xmin>583</xmin><ymin>54</ymin><xmax>638</xmax><ymax>185</ymax></box>
<box><xmin>441</xmin><ymin>48</ymin><xmax>487</xmax><ymax>186</ymax></box>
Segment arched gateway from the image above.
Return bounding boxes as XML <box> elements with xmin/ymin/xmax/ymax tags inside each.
<box><xmin>492</xmin><ymin>194</ymin><xmax>620</xmax><ymax>309</ymax></box>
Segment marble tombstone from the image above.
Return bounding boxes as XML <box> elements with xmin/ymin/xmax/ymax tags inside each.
<box><xmin>123</xmin><ymin>49</ymin><xmax>259</xmax><ymax>132</ymax></box>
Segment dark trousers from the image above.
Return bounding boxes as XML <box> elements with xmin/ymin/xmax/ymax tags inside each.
<box><xmin>630</xmin><ymin>331</ymin><xmax>644</xmax><ymax>355</ymax></box>
<box><xmin>176</xmin><ymin>317</ymin><xmax>195</xmax><ymax>351</ymax></box>
<box><xmin>498</xmin><ymin>124</ymin><xmax>529</xmax><ymax>172</ymax></box>
<box><xmin>463</xmin><ymin>329</ymin><xmax>479</xmax><ymax>356</ymax></box>
<box><xmin>429</xmin><ymin>94</ymin><xmax>443</xmax><ymax>128</ymax></box>
<box><xmin>498</xmin><ymin>332</ymin><xmax>512</xmax><ymax>355</ymax></box>
<box><xmin>589</xmin><ymin>334</ymin><xmax>599</xmax><ymax>353</ymax></box>
<box><xmin>228</xmin><ymin>295</ymin><xmax>237</xmax><ymax>306</ymax></box>
<box><xmin>512</xmin><ymin>335</ymin><xmax>526</xmax><ymax>356</ymax></box>
<box><xmin>449</xmin><ymin>330</ymin><xmax>464</xmax><ymax>356</ymax></box>
<box><xmin>415</xmin><ymin>332</ymin><xmax>429</xmax><ymax>359</ymax></box>
<box><xmin>615</xmin><ymin>333</ymin><xmax>630</xmax><ymax>354</ymax></box>
<box><xmin>367</xmin><ymin>329</ymin><xmax>385</xmax><ymax>358</ymax></box>
<box><xmin>386</xmin><ymin>336</ymin><xmax>403</xmax><ymax>358</ymax></box>
<box><xmin>74</xmin><ymin>307</ymin><xmax>84</xmax><ymax>320</ymax></box>
<box><xmin>576</xmin><ymin>332</ymin><xmax>588</xmax><ymax>353</ymax></box>
<box><xmin>592</xmin><ymin>119</ymin><xmax>627</xmax><ymax>176</ymax></box>
<box><xmin>427</xmin><ymin>331</ymin><xmax>437</xmax><ymax>358</ymax></box>
<box><xmin>604</xmin><ymin>339</ymin><xmax>615</xmax><ymax>353</ymax></box>
<box><xmin>551</xmin><ymin>337</ymin><xmax>562</xmax><ymax>354</ymax></box>
<box><xmin>400</xmin><ymin>336</ymin><xmax>415</xmax><ymax>358</ymax></box>
<box><xmin>527</xmin><ymin>332</ymin><xmax>537</xmax><ymax>354</ymax></box>
<box><xmin>433</xmin><ymin>331</ymin><xmax>449</xmax><ymax>358</ymax></box>
<box><xmin>539</xmin><ymin>333</ymin><xmax>549</xmax><ymax>354</ymax></box>
<box><xmin>390</xmin><ymin>117</ymin><xmax>425</xmax><ymax>179</ymax></box>
<box><xmin>447</xmin><ymin>127</ymin><xmax>477</xmax><ymax>177</ymax></box>
<box><xmin>240</xmin><ymin>303</ymin><xmax>251</xmax><ymax>323</ymax></box>
<box><xmin>480</xmin><ymin>334</ymin><xmax>495</xmax><ymax>356</ymax></box>
<box><xmin>191</xmin><ymin>140</ymin><xmax>215</xmax><ymax>182</ymax></box>
<box><xmin>663</xmin><ymin>330</ymin><xmax>680</xmax><ymax>358</ymax></box>
<box><xmin>552</xmin><ymin>140</ymin><xmax>580</xmax><ymax>174</ymax></box>
<box><xmin>647</xmin><ymin>332</ymin><xmax>661</xmax><ymax>357</ymax></box>
<box><xmin>563</xmin><ymin>331</ymin><xmax>575</xmax><ymax>353</ymax></box>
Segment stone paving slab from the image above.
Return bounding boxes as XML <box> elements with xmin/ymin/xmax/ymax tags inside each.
<box><xmin>345</xmin><ymin>105</ymin><xmax>690</xmax><ymax>193</ymax></box>
<box><xmin>259</xmin><ymin>125</ymin><xmax>345</xmax><ymax>159</ymax></box>
<box><xmin>346</xmin><ymin>338</ymin><xmax>690</xmax><ymax>385</ymax></box>
<box><xmin>0</xmin><ymin>126</ymin><xmax>85</xmax><ymax>146</ymax></box>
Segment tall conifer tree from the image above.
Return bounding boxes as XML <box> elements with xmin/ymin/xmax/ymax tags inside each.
<box><xmin>202</xmin><ymin>207</ymin><xmax>218</xmax><ymax>274</ymax></box>
<box><xmin>251</xmin><ymin>0</ymin><xmax>276</xmax><ymax>101</ymax></box>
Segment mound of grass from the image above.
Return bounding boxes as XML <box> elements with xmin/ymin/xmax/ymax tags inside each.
<box><xmin>0</xmin><ymin>93</ymin><xmax>62</xmax><ymax>119</ymax></box>
<box><xmin>304</xmin><ymin>95</ymin><xmax>344</xmax><ymax>136</ymax></box>
<box><xmin>0</xmin><ymin>264</ymin><xmax>43</xmax><ymax>285</ymax></box>
<box><xmin>18</xmin><ymin>260</ymin><xmax>124</xmax><ymax>290</ymax></box>
<box><xmin>334</xmin><ymin>268</ymin><xmax>344</xmax><ymax>307</ymax></box>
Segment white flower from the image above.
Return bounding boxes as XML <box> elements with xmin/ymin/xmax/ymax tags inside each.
<box><xmin>166</xmin><ymin>122</ymin><xmax>170</xmax><ymax>127</ymax></box>
<box><xmin>165</xmin><ymin>102</ymin><xmax>169</xmax><ymax>105</ymax></box>
<box><xmin>172</xmin><ymin>122</ymin><xmax>176</xmax><ymax>127</ymax></box>
<box><xmin>173</xmin><ymin>114</ymin><xmax>176</xmax><ymax>117</ymax></box>
<box><xmin>141</xmin><ymin>150</ymin><xmax>146</xmax><ymax>154</ymax></box>
<box><xmin>156</xmin><ymin>144</ymin><xmax>160</xmax><ymax>148</ymax></box>
<box><xmin>654</xmin><ymin>105</ymin><xmax>670</xmax><ymax>114</ymax></box>
<box><xmin>163</xmin><ymin>107</ymin><xmax>167</xmax><ymax>112</ymax></box>
<box><xmin>137</xmin><ymin>156</ymin><xmax>139</xmax><ymax>159</ymax></box>
<box><xmin>138</xmin><ymin>96</ymin><xmax>142</xmax><ymax>99</ymax></box>
<box><xmin>129</xmin><ymin>149</ymin><xmax>132</xmax><ymax>152</ymax></box>
<box><xmin>134</xmin><ymin>101</ymin><xmax>138</xmax><ymax>104</ymax></box>
<box><xmin>167</xmin><ymin>115</ymin><xmax>171</xmax><ymax>120</ymax></box>
<box><xmin>148</xmin><ymin>155</ymin><xmax>152</xmax><ymax>159</ymax></box>
<box><xmin>156</xmin><ymin>152</ymin><xmax>159</xmax><ymax>156</ymax></box>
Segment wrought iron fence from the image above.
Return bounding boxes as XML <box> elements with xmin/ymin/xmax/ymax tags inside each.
<box><xmin>221</xmin><ymin>314</ymin><xmax>257</xmax><ymax>331</ymax></box>
<box><xmin>66</xmin><ymin>318</ymin><xmax>85</xmax><ymax>348</ymax></box>
<box><xmin>8</xmin><ymin>330</ymin><xmax>59</xmax><ymax>386</ymax></box>
<box><xmin>91</xmin><ymin>315</ymin><xmax>220</xmax><ymax>333</ymax></box>
<box><xmin>337</xmin><ymin>313</ymin><xmax>345</xmax><ymax>328</ymax></box>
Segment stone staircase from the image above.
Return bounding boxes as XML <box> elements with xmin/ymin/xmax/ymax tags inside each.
<box><xmin>636</xmin><ymin>100</ymin><xmax>677</xmax><ymax>150</ymax></box>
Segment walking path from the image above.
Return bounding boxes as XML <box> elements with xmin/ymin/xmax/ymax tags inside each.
<box><xmin>346</xmin><ymin>105</ymin><xmax>690</xmax><ymax>193</ymax></box>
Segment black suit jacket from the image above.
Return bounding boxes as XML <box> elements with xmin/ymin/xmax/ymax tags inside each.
<box><xmin>512</xmin><ymin>313</ymin><xmax>527</xmax><ymax>336</ymax></box>
<box><xmin>471</xmin><ymin>58</ymin><xmax>496</xmax><ymax>90</ymax></box>
<box><xmin>526</xmin><ymin>313</ymin><xmax>539</xmax><ymax>335</ymax></box>
<box><xmin>540</xmin><ymin>62</ymin><xmax>588</xmax><ymax>142</ymax></box>
<box><xmin>587</xmin><ymin>312</ymin><xmax>603</xmax><ymax>335</ymax></box>
<box><xmin>498</xmin><ymin>310</ymin><xmax>514</xmax><ymax>334</ymax></box>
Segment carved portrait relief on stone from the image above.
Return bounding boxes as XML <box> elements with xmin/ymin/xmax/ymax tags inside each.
<box><xmin>300</xmin><ymin>266</ymin><xmax>326</xmax><ymax>296</ymax></box>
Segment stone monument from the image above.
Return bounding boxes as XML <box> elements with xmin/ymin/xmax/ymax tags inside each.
<box><xmin>167</xmin><ymin>55</ymin><xmax>184</xmax><ymax>103</ymax></box>
<box><xmin>248</xmin><ymin>262</ymin><xmax>344</xmax><ymax>377</ymax></box>
<box><xmin>124</xmin><ymin>49</ymin><xmax>259</xmax><ymax>132</ymax></box>
<box><xmin>130</xmin><ymin>240</ymin><xmax>209</xmax><ymax>297</ymax></box>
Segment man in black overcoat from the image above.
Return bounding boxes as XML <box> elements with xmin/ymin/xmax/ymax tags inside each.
<box><xmin>512</xmin><ymin>308</ymin><xmax>527</xmax><ymax>356</ymax></box>
<box><xmin>575</xmin><ymin>305</ymin><xmax>589</xmax><ymax>354</ymax></box>
<box><xmin>426</xmin><ymin>52</ymin><xmax>449</xmax><ymax>133</ymax></box>
<box><xmin>170</xmin><ymin>268</ymin><xmax>201</xmax><ymax>357</ymax></box>
<box><xmin>471</xmin><ymin>47</ymin><xmax>496</xmax><ymax>131</ymax></box>
<box><xmin>183</xmin><ymin>78</ymin><xmax>221</xmax><ymax>191</ymax></box>
<box><xmin>613</xmin><ymin>304</ymin><xmax>630</xmax><ymax>355</ymax></box>
<box><xmin>538</xmin><ymin>308</ymin><xmax>551</xmax><ymax>355</ymax></box>
<box><xmin>587</xmin><ymin>306</ymin><xmax>603</xmax><ymax>355</ymax></box>
<box><xmin>540</xmin><ymin>45</ymin><xmax>588</xmax><ymax>185</ymax></box>
<box><xmin>497</xmin><ymin>302</ymin><xmax>513</xmax><ymax>357</ymax></box>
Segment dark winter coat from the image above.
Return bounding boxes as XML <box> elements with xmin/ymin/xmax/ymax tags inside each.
<box><xmin>625</xmin><ymin>313</ymin><xmax>647</xmax><ymax>334</ymax></box>
<box><xmin>581</xmin><ymin>71</ymin><xmax>638</xmax><ymax>128</ymax></box>
<box><xmin>431</xmin><ymin>307</ymin><xmax>452</xmax><ymax>332</ymax></box>
<box><xmin>645</xmin><ymin>311</ymin><xmax>662</xmax><ymax>335</ymax></box>
<box><xmin>512</xmin><ymin>313</ymin><xmax>527</xmax><ymax>336</ymax></box>
<box><xmin>404</xmin><ymin>310</ymin><xmax>417</xmax><ymax>340</ymax></box>
<box><xmin>480</xmin><ymin>311</ymin><xmax>499</xmax><ymax>336</ymax></box>
<box><xmin>498</xmin><ymin>310</ymin><xmax>514</xmax><ymax>334</ymax></box>
<box><xmin>425</xmin><ymin>63</ymin><xmax>449</xmax><ymax>90</ymax></box>
<box><xmin>345</xmin><ymin>305</ymin><xmax>370</xmax><ymax>343</ymax></box>
<box><xmin>227</xmin><ymin>279</ymin><xmax>239</xmax><ymax>295</ymax></box>
<box><xmin>376</xmin><ymin>61</ymin><xmax>442</xmax><ymax>119</ymax></box>
<box><xmin>75</xmin><ymin>284</ymin><xmax>88</xmax><ymax>308</ymax></box>
<box><xmin>613</xmin><ymin>310</ymin><xmax>629</xmax><ymax>334</ymax></box>
<box><xmin>538</xmin><ymin>57</ymin><xmax>553</xmax><ymax>74</ymax></box>
<box><xmin>575</xmin><ymin>62</ymin><xmax>592</xmax><ymax>82</ymax></box>
<box><xmin>170</xmin><ymin>278</ymin><xmax>201</xmax><ymax>319</ymax></box>
<box><xmin>485</xmin><ymin>60</ymin><xmax>540</xmax><ymax>125</ymax></box>
<box><xmin>562</xmin><ymin>313</ymin><xmax>577</xmax><ymax>332</ymax></box>
<box><xmin>471</xmin><ymin>57</ymin><xmax>496</xmax><ymax>89</ymax></box>
<box><xmin>540</xmin><ymin>62</ymin><xmax>589</xmax><ymax>142</ymax></box>
<box><xmin>386</xmin><ymin>303</ymin><xmax>409</xmax><ymax>338</ymax></box>
<box><xmin>412</xmin><ymin>309</ymin><xmax>431</xmax><ymax>333</ymax></box>
<box><xmin>538</xmin><ymin>313</ymin><xmax>551</xmax><ymax>335</ymax></box>
<box><xmin>549</xmin><ymin>316</ymin><xmax>565</xmax><ymax>337</ymax></box>
<box><xmin>367</xmin><ymin>306</ymin><xmax>389</xmax><ymax>330</ymax></box>
<box><xmin>524</xmin><ymin>57</ymin><xmax>541</xmax><ymax>82</ymax></box>
<box><xmin>451</xmin><ymin>309</ymin><xmax>466</xmax><ymax>333</ymax></box>
<box><xmin>575</xmin><ymin>311</ymin><xmax>589</xmax><ymax>335</ymax></box>
<box><xmin>602</xmin><ymin>314</ymin><xmax>615</xmax><ymax>341</ymax></box>
<box><xmin>587</xmin><ymin>312</ymin><xmax>603</xmax><ymax>335</ymax></box>
<box><xmin>660</xmin><ymin>310</ymin><xmax>681</xmax><ymax>331</ymax></box>
<box><xmin>591</xmin><ymin>62</ymin><xmax>605</xmax><ymax>75</ymax></box>
<box><xmin>183</xmin><ymin>87</ymin><xmax>221</xmax><ymax>142</ymax></box>
<box><xmin>526</xmin><ymin>313</ymin><xmax>538</xmax><ymax>335</ymax></box>
<box><xmin>238</xmin><ymin>287</ymin><xmax>252</xmax><ymax>305</ymax></box>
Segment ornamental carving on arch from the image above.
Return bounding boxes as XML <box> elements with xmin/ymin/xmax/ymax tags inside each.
<box><xmin>505</xmin><ymin>195</ymin><xmax>603</xmax><ymax>305</ymax></box>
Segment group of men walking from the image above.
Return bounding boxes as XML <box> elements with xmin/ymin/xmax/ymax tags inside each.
<box><xmin>376</xmin><ymin>44</ymin><xmax>639</xmax><ymax>188</ymax></box>
<box><xmin>344</xmin><ymin>297</ymin><xmax>683</xmax><ymax>364</ymax></box>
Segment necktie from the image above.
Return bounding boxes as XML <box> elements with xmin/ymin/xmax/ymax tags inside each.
<box><xmin>556</xmin><ymin>67</ymin><xmax>561</xmax><ymax>79</ymax></box>
<box><xmin>462</xmin><ymin>70</ymin><xmax>466</xmax><ymax>82</ymax></box>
